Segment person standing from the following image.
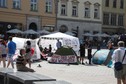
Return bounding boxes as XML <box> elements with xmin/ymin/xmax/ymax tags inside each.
<box><xmin>25</xmin><ymin>40</ymin><xmax>32</xmax><ymax>68</ymax></box>
<box><xmin>7</xmin><ymin>36</ymin><xmax>16</xmax><ymax>68</ymax></box>
<box><xmin>79</xmin><ymin>43</ymin><xmax>85</xmax><ymax>64</ymax></box>
<box><xmin>1</xmin><ymin>39</ymin><xmax>7</xmax><ymax>68</ymax></box>
<box><xmin>87</xmin><ymin>41</ymin><xmax>92</xmax><ymax>65</ymax></box>
<box><xmin>112</xmin><ymin>41</ymin><xmax>126</xmax><ymax>84</ymax></box>
<box><xmin>49</xmin><ymin>44</ymin><xmax>52</xmax><ymax>53</ymax></box>
<box><xmin>48</xmin><ymin>44</ymin><xmax>53</xmax><ymax>56</ymax></box>
<box><xmin>0</xmin><ymin>40</ymin><xmax>2</xmax><ymax>65</ymax></box>
<box><xmin>56</xmin><ymin>39</ymin><xmax>62</xmax><ymax>49</ymax></box>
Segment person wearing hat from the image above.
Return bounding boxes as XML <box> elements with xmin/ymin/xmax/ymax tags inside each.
<box><xmin>112</xmin><ymin>41</ymin><xmax>126</xmax><ymax>84</ymax></box>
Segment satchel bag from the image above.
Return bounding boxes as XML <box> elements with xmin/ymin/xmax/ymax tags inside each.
<box><xmin>114</xmin><ymin>62</ymin><xmax>123</xmax><ymax>71</ymax></box>
<box><xmin>114</xmin><ymin>50</ymin><xmax>126</xmax><ymax>71</ymax></box>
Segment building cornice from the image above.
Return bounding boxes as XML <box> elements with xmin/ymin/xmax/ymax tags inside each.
<box><xmin>0</xmin><ymin>11</ymin><xmax>56</xmax><ymax>18</ymax></box>
<box><xmin>57</xmin><ymin>18</ymin><xmax>102</xmax><ymax>24</ymax></box>
<box><xmin>61</xmin><ymin>0</ymin><xmax>69</xmax><ymax>3</ymax></box>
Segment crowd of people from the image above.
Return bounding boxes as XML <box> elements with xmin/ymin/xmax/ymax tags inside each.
<box><xmin>79</xmin><ymin>35</ymin><xmax>126</xmax><ymax>84</ymax></box>
<box><xmin>0</xmin><ymin>33</ymin><xmax>126</xmax><ymax>84</ymax></box>
<box><xmin>38</xmin><ymin>39</ymin><xmax>62</xmax><ymax>60</ymax></box>
<box><xmin>0</xmin><ymin>36</ymin><xmax>35</xmax><ymax>72</ymax></box>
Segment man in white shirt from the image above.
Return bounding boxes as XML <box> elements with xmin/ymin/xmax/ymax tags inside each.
<box><xmin>112</xmin><ymin>41</ymin><xmax>126</xmax><ymax>84</ymax></box>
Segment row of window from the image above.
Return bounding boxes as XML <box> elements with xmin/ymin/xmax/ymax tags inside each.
<box><xmin>105</xmin><ymin>0</ymin><xmax>124</xmax><ymax>9</ymax></box>
<box><xmin>61</xmin><ymin>2</ymin><xmax>100</xmax><ymax>19</ymax></box>
<box><xmin>0</xmin><ymin>0</ymin><xmax>52</xmax><ymax>12</ymax></box>
<box><xmin>103</xmin><ymin>13</ymin><xmax>124</xmax><ymax>26</ymax></box>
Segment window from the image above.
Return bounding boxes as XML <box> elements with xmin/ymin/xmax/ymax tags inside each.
<box><xmin>13</xmin><ymin>0</ymin><xmax>20</xmax><ymax>9</ymax></box>
<box><xmin>105</xmin><ymin>0</ymin><xmax>109</xmax><ymax>7</ymax></box>
<box><xmin>118</xmin><ymin>14</ymin><xmax>124</xmax><ymax>26</ymax></box>
<box><xmin>84</xmin><ymin>7</ymin><xmax>90</xmax><ymax>18</ymax></box>
<box><xmin>103</xmin><ymin>13</ymin><xmax>109</xmax><ymax>25</ymax></box>
<box><xmin>84</xmin><ymin>30</ymin><xmax>89</xmax><ymax>33</ymax></box>
<box><xmin>94</xmin><ymin>7</ymin><xmax>100</xmax><ymax>19</ymax></box>
<box><xmin>113</xmin><ymin>0</ymin><xmax>117</xmax><ymax>8</ymax></box>
<box><xmin>0</xmin><ymin>0</ymin><xmax>7</xmax><ymax>7</ymax></box>
<box><xmin>72</xmin><ymin>5</ymin><xmax>78</xmax><ymax>16</ymax></box>
<box><xmin>45</xmin><ymin>0</ymin><xmax>52</xmax><ymax>13</ymax></box>
<box><xmin>120</xmin><ymin>0</ymin><xmax>124</xmax><ymax>9</ymax></box>
<box><xmin>61</xmin><ymin>4</ymin><xmax>67</xmax><ymax>15</ymax></box>
<box><xmin>111</xmin><ymin>14</ymin><xmax>116</xmax><ymax>26</ymax></box>
<box><xmin>30</xmin><ymin>0</ymin><xmax>38</xmax><ymax>11</ymax></box>
<box><xmin>93</xmin><ymin>31</ymin><xmax>98</xmax><ymax>34</ymax></box>
<box><xmin>59</xmin><ymin>25</ymin><xmax>68</xmax><ymax>33</ymax></box>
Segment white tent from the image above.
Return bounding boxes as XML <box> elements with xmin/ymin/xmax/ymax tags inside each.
<box><xmin>12</xmin><ymin>37</ymin><xmax>41</xmax><ymax>60</ymax></box>
<box><xmin>39</xmin><ymin>32</ymin><xmax>80</xmax><ymax>55</ymax></box>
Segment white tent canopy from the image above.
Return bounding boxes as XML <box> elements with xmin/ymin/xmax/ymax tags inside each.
<box><xmin>12</xmin><ymin>37</ymin><xmax>41</xmax><ymax>60</ymax></box>
<box><xmin>41</xmin><ymin>32</ymin><xmax>77</xmax><ymax>39</ymax></box>
<box><xmin>39</xmin><ymin>32</ymin><xmax>80</xmax><ymax>55</ymax></box>
<box><xmin>65</xmin><ymin>31</ymin><xmax>75</xmax><ymax>36</ymax></box>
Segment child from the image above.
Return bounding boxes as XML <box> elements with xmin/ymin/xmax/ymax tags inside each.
<box><xmin>16</xmin><ymin>49</ymin><xmax>35</xmax><ymax>72</ymax></box>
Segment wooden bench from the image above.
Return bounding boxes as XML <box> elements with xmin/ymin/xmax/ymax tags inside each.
<box><xmin>33</xmin><ymin>80</ymin><xmax>72</xmax><ymax>84</ymax></box>
<box><xmin>0</xmin><ymin>68</ymin><xmax>14</xmax><ymax>84</ymax></box>
<box><xmin>6</xmin><ymin>72</ymin><xmax>56</xmax><ymax>84</ymax></box>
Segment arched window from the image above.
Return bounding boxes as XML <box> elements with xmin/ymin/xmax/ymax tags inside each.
<box><xmin>59</xmin><ymin>25</ymin><xmax>68</xmax><ymax>33</ymax></box>
<box><xmin>94</xmin><ymin>3</ymin><xmax>100</xmax><ymax>19</ymax></box>
<box><xmin>29</xmin><ymin>22</ymin><xmax>37</xmax><ymax>31</ymax></box>
<box><xmin>84</xmin><ymin>1</ymin><xmax>91</xmax><ymax>18</ymax></box>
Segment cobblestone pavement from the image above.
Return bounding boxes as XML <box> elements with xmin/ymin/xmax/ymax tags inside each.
<box><xmin>0</xmin><ymin>60</ymin><xmax>116</xmax><ymax>84</ymax></box>
<box><xmin>0</xmin><ymin>49</ymin><xmax>117</xmax><ymax>84</ymax></box>
<box><xmin>32</xmin><ymin>60</ymin><xmax>116</xmax><ymax>84</ymax></box>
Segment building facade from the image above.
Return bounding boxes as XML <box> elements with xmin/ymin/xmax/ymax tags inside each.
<box><xmin>102</xmin><ymin>0</ymin><xmax>126</xmax><ymax>34</ymax></box>
<box><xmin>57</xmin><ymin>0</ymin><xmax>102</xmax><ymax>39</ymax></box>
<box><xmin>0</xmin><ymin>0</ymin><xmax>56</xmax><ymax>34</ymax></box>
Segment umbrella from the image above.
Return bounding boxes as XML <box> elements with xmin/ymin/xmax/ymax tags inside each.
<box><xmin>38</xmin><ymin>30</ymin><xmax>50</xmax><ymax>34</ymax></box>
<box><xmin>82</xmin><ymin>33</ymin><xmax>93</xmax><ymax>36</ymax></box>
<box><xmin>23</xmin><ymin>29</ymin><xmax>38</xmax><ymax>34</ymax></box>
<box><xmin>7</xmin><ymin>29</ymin><xmax>23</xmax><ymax>34</ymax></box>
<box><xmin>111</xmin><ymin>34</ymin><xmax>119</xmax><ymax>38</ymax></box>
<box><xmin>93</xmin><ymin>33</ymin><xmax>110</xmax><ymax>37</ymax></box>
<box><xmin>101</xmin><ymin>33</ymin><xmax>110</xmax><ymax>37</ymax></box>
<box><xmin>93</xmin><ymin>33</ymin><xmax>102</xmax><ymax>37</ymax></box>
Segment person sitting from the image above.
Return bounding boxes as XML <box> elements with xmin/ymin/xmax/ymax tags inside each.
<box><xmin>16</xmin><ymin>49</ymin><xmax>35</xmax><ymax>72</ymax></box>
<box><xmin>43</xmin><ymin>47</ymin><xmax>48</xmax><ymax>54</ymax></box>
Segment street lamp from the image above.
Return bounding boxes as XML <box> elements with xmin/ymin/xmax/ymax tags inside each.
<box><xmin>72</xmin><ymin>26</ymin><xmax>79</xmax><ymax>37</ymax></box>
<box><xmin>76</xmin><ymin>26</ymin><xmax>79</xmax><ymax>37</ymax></box>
